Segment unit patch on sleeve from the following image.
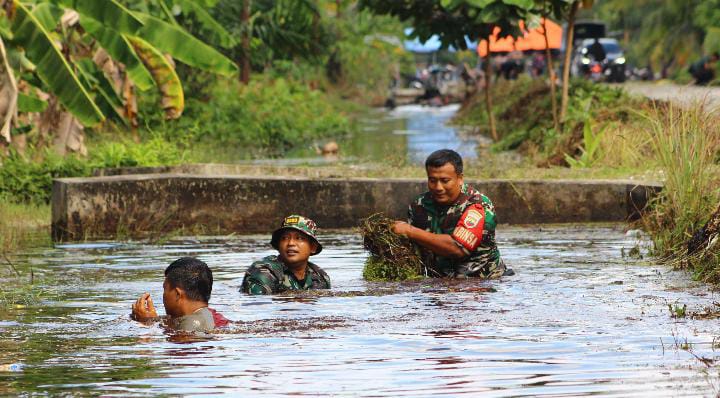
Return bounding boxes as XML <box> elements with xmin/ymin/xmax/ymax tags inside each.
<box><xmin>452</xmin><ymin>204</ymin><xmax>486</xmax><ymax>251</ymax></box>
<box><xmin>463</xmin><ymin>209</ymin><xmax>483</xmax><ymax>228</ymax></box>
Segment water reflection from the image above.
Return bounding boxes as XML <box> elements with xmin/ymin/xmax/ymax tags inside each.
<box><xmin>287</xmin><ymin>104</ymin><xmax>482</xmax><ymax>165</ymax></box>
<box><xmin>391</xmin><ymin>104</ymin><xmax>480</xmax><ymax>163</ymax></box>
<box><xmin>2</xmin><ymin>225</ymin><xmax>720</xmax><ymax>395</ymax></box>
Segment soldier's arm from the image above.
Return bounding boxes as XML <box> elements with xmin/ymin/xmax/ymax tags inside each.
<box><xmin>241</xmin><ymin>267</ymin><xmax>276</xmax><ymax>295</ymax></box>
<box><xmin>392</xmin><ymin>222</ymin><xmax>467</xmax><ymax>258</ymax></box>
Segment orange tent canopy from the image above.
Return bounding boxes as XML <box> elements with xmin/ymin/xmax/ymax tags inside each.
<box><xmin>478</xmin><ymin>18</ymin><xmax>562</xmax><ymax>57</ymax></box>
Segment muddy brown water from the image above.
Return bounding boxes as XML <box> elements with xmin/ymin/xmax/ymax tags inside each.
<box><xmin>2</xmin><ymin>224</ymin><xmax>720</xmax><ymax>396</ymax></box>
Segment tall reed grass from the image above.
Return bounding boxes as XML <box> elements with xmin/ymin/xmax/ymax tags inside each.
<box><xmin>640</xmin><ymin>102</ymin><xmax>720</xmax><ymax>280</ymax></box>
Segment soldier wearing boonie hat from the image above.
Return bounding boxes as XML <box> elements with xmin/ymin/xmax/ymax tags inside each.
<box><xmin>241</xmin><ymin>215</ymin><xmax>331</xmax><ymax>295</ymax></box>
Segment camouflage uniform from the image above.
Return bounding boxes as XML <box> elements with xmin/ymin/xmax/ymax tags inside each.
<box><xmin>408</xmin><ymin>183</ymin><xmax>506</xmax><ymax>278</ymax></box>
<box><xmin>241</xmin><ymin>215</ymin><xmax>331</xmax><ymax>295</ymax></box>
<box><xmin>241</xmin><ymin>255</ymin><xmax>331</xmax><ymax>294</ymax></box>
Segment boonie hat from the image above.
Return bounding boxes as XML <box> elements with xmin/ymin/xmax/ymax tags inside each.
<box><xmin>270</xmin><ymin>215</ymin><xmax>322</xmax><ymax>255</ymax></box>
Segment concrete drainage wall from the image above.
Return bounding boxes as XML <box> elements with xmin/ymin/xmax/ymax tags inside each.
<box><xmin>51</xmin><ymin>174</ymin><xmax>661</xmax><ymax>241</ymax></box>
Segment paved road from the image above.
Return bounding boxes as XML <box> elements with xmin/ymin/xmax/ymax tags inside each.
<box><xmin>619</xmin><ymin>81</ymin><xmax>720</xmax><ymax>112</ymax></box>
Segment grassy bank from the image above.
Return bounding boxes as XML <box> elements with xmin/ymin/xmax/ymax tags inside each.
<box><xmin>143</xmin><ymin>76</ymin><xmax>357</xmax><ymax>160</ymax></box>
<box><xmin>0</xmin><ymin>201</ymin><xmax>49</xmax><ymax>257</ymax></box>
<box><xmin>0</xmin><ymin>75</ymin><xmax>361</xmax><ymax>254</ymax></box>
<box><xmin>455</xmin><ymin>77</ymin><xmax>650</xmax><ymax>169</ymax></box>
<box><xmin>457</xmin><ymin>76</ymin><xmax>720</xmax><ymax>281</ymax></box>
<box><xmin>639</xmin><ymin>104</ymin><xmax>720</xmax><ymax>282</ymax></box>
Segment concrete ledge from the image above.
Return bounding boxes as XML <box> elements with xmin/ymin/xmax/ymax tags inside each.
<box><xmin>92</xmin><ymin>163</ymin><xmax>382</xmax><ymax>179</ymax></box>
<box><xmin>51</xmin><ymin>174</ymin><xmax>661</xmax><ymax>241</ymax></box>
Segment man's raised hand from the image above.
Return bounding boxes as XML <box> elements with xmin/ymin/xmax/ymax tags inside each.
<box><xmin>131</xmin><ymin>292</ymin><xmax>158</xmax><ymax>321</ymax></box>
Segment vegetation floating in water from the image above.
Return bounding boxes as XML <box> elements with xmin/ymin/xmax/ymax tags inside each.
<box><xmin>359</xmin><ymin>213</ymin><xmax>424</xmax><ymax>281</ymax></box>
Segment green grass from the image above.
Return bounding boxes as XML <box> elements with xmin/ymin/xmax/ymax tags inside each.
<box><xmin>146</xmin><ymin>76</ymin><xmax>356</xmax><ymax>159</ymax></box>
<box><xmin>454</xmin><ymin>77</ymin><xmax>645</xmax><ymax>166</ymax></box>
<box><xmin>0</xmin><ymin>201</ymin><xmax>50</xmax><ymax>257</ymax></box>
<box><xmin>639</xmin><ymin>103</ymin><xmax>720</xmax><ymax>282</ymax></box>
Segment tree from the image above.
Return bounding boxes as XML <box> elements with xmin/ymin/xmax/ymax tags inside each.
<box><xmin>213</xmin><ymin>0</ymin><xmax>329</xmax><ymax>77</ymax></box>
<box><xmin>533</xmin><ymin>0</ymin><xmax>569</xmax><ymax>132</ymax></box>
<box><xmin>360</xmin><ymin>0</ymin><xmax>535</xmax><ymax>141</ymax></box>
<box><xmin>595</xmin><ymin>0</ymin><xmax>708</xmax><ymax>78</ymax></box>
<box><xmin>539</xmin><ymin>0</ymin><xmax>592</xmax><ymax>123</ymax></box>
<box><xmin>559</xmin><ymin>0</ymin><xmax>579</xmax><ymax>122</ymax></box>
<box><xmin>0</xmin><ymin>0</ymin><xmax>237</xmax><ymax>152</ymax></box>
<box><xmin>0</xmin><ymin>34</ymin><xmax>17</xmax><ymax>143</ymax></box>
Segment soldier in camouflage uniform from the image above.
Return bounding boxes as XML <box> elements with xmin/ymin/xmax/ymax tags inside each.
<box><xmin>392</xmin><ymin>149</ymin><xmax>510</xmax><ymax>279</ymax></box>
<box><xmin>241</xmin><ymin>215</ymin><xmax>331</xmax><ymax>294</ymax></box>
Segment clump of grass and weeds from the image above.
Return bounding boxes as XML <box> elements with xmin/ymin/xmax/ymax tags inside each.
<box><xmin>639</xmin><ymin>103</ymin><xmax>720</xmax><ymax>282</ymax></box>
<box><xmin>360</xmin><ymin>213</ymin><xmax>424</xmax><ymax>281</ymax></box>
<box><xmin>668</xmin><ymin>302</ymin><xmax>688</xmax><ymax>318</ymax></box>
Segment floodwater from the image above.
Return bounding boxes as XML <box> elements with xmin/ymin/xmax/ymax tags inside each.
<box><xmin>284</xmin><ymin>104</ymin><xmax>485</xmax><ymax>165</ymax></box>
<box><xmin>3</xmin><ymin>225</ymin><xmax>720</xmax><ymax>396</ymax></box>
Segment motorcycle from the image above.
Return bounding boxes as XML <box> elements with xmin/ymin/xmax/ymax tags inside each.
<box><xmin>581</xmin><ymin>56</ymin><xmax>626</xmax><ymax>83</ymax></box>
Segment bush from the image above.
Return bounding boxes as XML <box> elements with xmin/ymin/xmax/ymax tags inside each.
<box><xmin>89</xmin><ymin>137</ymin><xmax>187</xmax><ymax>168</ymax></box>
<box><xmin>0</xmin><ymin>137</ymin><xmax>187</xmax><ymax>205</ymax></box>
<box><xmin>0</xmin><ymin>151</ymin><xmax>90</xmax><ymax>205</ymax></box>
<box><xmin>160</xmin><ymin>77</ymin><xmax>352</xmax><ymax>157</ymax></box>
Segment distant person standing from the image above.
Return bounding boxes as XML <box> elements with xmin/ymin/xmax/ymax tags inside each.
<box><xmin>530</xmin><ymin>52</ymin><xmax>546</xmax><ymax>77</ymax></box>
<box><xmin>689</xmin><ymin>53</ymin><xmax>719</xmax><ymax>85</ymax></box>
<box><xmin>587</xmin><ymin>38</ymin><xmax>606</xmax><ymax>62</ymax></box>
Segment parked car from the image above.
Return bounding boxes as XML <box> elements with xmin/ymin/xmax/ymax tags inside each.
<box><xmin>572</xmin><ymin>38</ymin><xmax>626</xmax><ymax>83</ymax></box>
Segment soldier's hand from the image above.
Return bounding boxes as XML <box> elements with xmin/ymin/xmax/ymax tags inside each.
<box><xmin>131</xmin><ymin>292</ymin><xmax>158</xmax><ymax>321</ymax></box>
<box><xmin>392</xmin><ymin>221</ymin><xmax>413</xmax><ymax>236</ymax></box>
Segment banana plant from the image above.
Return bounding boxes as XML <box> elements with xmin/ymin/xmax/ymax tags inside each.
<box><xmin>0</xmin><ymin>0</ymin><xmax>237</xmax><ymax>146</ymax></box>
<box><xmin>0</xmin><ymin>34</ymin><xmax>18</xmax><ymax>143</ymax></box>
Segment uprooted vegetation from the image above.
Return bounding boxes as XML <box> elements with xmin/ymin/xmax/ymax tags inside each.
<box><xmin>359</xmin><ymin>213</ymin><xmax>424</xmax><ymax>281</ymax></box>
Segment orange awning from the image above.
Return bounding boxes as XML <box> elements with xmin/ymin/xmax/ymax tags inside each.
<box><xmin>478</xmin><ymin>18</ymin><xmax>562</xmax><ymax>57</ymax></box>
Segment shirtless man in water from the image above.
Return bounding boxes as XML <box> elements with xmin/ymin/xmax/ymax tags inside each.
<box><xmin>131</xmin><ymin>257</ymin><xmax>228</xmax><ymax>332</ymax></box>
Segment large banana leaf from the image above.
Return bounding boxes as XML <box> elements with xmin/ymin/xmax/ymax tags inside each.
<box><xmin>31</xmin><ymin>2</ymin><xmax>63</xmax><ymax>32</ymax></box>
<box><xmin>0</xmin><ymin>12</ymin><xmax>12</xmax><ymax>39</ymax></box>
<box><xmin>174</xmin><ymin>0</ymin><xmax>236</xmax><ymax>48</ymax></box>
<box><xmin>50</xmin><ymin>0</ymin><xmax>144</xmax><ymax>34</ymax></box>
<box><xmin>128</xmin><ymin>36</ymin><xmax>184</xmax><ymax>119</ymax></box>
<box><xmin>134</xmin><ymin>12</ymin><xmax>237</xmax><ymax>76</ymax></box>
<box><xmin>75</xmin><ymin>58</ymin><xmax>127</xmax><ymax>125</ymax></box>
<box><xmin>17</xmin><ymin>92</ymin><xmax>48</xmax><ymax>113</ymax></box>
<box><xmin>10</xmin><ymin>0</ymin><xmax>103</xmax><ymax>126</ymax></box>
<box><xmin>81</xmin><ymin>17</ymin><xmax>155</xmax><ymax>91</ymax></box>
